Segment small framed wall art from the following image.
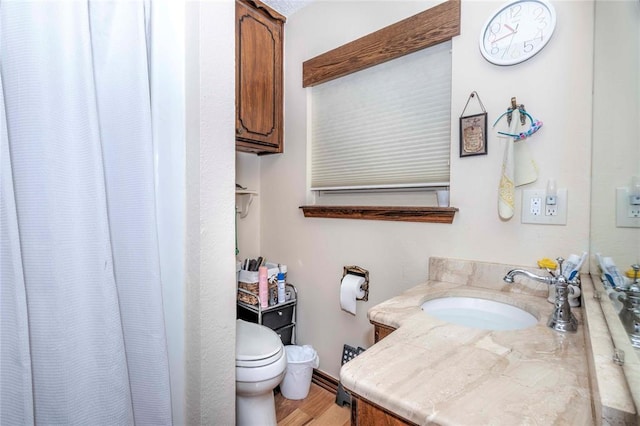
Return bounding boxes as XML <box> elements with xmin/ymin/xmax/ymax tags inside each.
<box><xmin>459</xmin><ymin>92</ymin><xmax>488</xmax><ymax>157</ymax></box>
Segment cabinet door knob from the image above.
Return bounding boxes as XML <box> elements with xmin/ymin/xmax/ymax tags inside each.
<box><xmin>237</xmin><ymin>127</ymin><xmax>244</xmax><ymax>134</ymax></box>
<box><xmin>277</xmin><ymin>311</ymin><xmax>283</xmax><ymax>316</ymax></box>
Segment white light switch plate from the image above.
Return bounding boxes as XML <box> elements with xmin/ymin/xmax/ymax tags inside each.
<box><xmin>616</xmin><ymin>187</ymin><xmax>640</xmax><ymax>228</ymax></box>
<box><xmin>521</xmin><ymin>188</ymin><xmax>568</xmax><ymax>225</ymax></box>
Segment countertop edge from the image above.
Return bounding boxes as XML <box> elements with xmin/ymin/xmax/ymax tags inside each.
<box><xmin>583</xmin><ymin>274</ymin><xmax>638</xmax><ymax>423</ymax></box>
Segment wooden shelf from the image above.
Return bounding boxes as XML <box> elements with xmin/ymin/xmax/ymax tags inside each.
<box><xmin>299</xmin><ymin>206</ymin><xmax>458</xmax><ymax>223</ymax></box>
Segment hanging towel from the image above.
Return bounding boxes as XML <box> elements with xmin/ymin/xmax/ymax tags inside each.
<box><xmin>498</xmin><ymin>118</ymin><xmax>518</xmax><ymax>220</ymax></box>
<box><xmin>514</xmin><ymin>139</ymin><xmax>538</xmax><ymax>186</ymax></box>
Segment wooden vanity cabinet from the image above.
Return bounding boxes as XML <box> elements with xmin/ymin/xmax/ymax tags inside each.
<box><xmin>235</xmin><ymin>0</ymin><xmax>285</xmax><ymax>154</ymax></box>
<box><xmin>351</xmin><ymin>394</ymin><xmax>415</xmax><ymax>426</ymax></box>
<box><xmin>372</xmin><ymin>321</ymin><xmax>396</xmax><ymax>343</ymax></box>
<box><xmin>346</xmin><ymin>321</ymin><xmax>410</xmax><ymax>424</ymax></box>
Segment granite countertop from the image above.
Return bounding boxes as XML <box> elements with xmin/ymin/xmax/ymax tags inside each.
<box><xmin>340</xmin><ymin>258</ymin><xmax>595</xmax><ymax>425</ymax></box>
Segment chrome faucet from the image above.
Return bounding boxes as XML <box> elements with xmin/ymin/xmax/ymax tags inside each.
<box><xmin>503</xmin><ymin>269</ymin><xmax>554</xmax><ymax>285</ymax></box>
<box><xmin>503</xmin><ymin>257</ymin><xmax>578</xmax><ymax>333</ymax></box>
<box><xmin>617</xmin><ymin>264</ymin><xmax>640</xmax><ymax>347</ymax></box>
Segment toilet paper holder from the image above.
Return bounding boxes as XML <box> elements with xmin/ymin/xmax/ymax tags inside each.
<box><xmin>343</xmin><ymin>265</ymin><xmax>369</xmax><ymax>301</ymax></box>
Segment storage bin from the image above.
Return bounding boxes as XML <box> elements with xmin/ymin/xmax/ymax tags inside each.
<box><xmin>237</xmin><ymin>263</ymin><xmax>280</xmax><ymax>305</ymax></box>
<box><xmin>262</xmin><ymin>305</ymin><xmax>294</xmax><ymax>330</ymax></box>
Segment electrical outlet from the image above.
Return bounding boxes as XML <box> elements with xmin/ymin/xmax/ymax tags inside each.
<box><xmin>522</xmin><ymin>190</ymin><xmax>545</xmax><ymax>223</ymax></box>
<box><xmin>617</xmin><ymin>187</ymin><xmax>640</xmax><ymax>227</ymax></box>
<box><xmin>522</xmin><ymin>189</ymin><xmax>567</xmax><ymax>225</ymax></box>
<box><xmin>530</xmin><ymin>197</ymin><xmax>542</xmax><ymax>215</ymax></box>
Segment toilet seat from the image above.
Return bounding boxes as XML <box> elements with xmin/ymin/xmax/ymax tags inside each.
<box><xmin>236</xmin><ymin>348</ymin><xmax>286</xmax><ymax>383</ymax></box>
<box><xmin>236</xmin><ymin>320</ymin><xmax>287</xmax><ymax>383</ymax></box>
<box><xmin>236</xmin><ymin>346</ymin><xmax>284</xmax><ymax>368</ymax></box>
<box><xmin>236</xmin><ymin>319</ymin><xmax>283</xmax><ymax>363</ymax></box>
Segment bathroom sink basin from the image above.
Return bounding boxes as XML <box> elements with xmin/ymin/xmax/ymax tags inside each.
<box><xmin>420</xmin><ymin>296</ymin><xmax>537</xmax><ymax>331</ymax></box>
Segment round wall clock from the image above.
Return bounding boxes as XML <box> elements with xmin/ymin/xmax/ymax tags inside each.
<box><xmin>479</xmin><ymin>0</ymin><xmax>557</xmax><ymax>66</ymax></box>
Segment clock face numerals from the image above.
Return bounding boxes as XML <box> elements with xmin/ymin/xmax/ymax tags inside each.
<box><xmin>480</xmin><ymin>0</ymin><xmax>556</xmax><ymax>66</ymax></box>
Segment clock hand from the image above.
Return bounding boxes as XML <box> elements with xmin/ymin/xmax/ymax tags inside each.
<box><xmin>499</xmin><ymin>24</ymin><xmax>520</xmax><ymax>59</ymax></box>
<box><xmin>502</xmin><ymin>34</ymin><xmax>516</xmax><ymax>59</ymax></box>
<box><xmin>493</xmin><ymin>30</ymin><xmax>517</xmax><ymax>43</ymax></box>
<box><xmin>492</xmin><ymin>23</ymin><xmax>520</xmax><ymax>43</ymax></box>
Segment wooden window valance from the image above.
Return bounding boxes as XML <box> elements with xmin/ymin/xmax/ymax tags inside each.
<box><xmin>302</xmin><ymin>0</ymin><xmax>460</xmax><ymax>88</ymax></box>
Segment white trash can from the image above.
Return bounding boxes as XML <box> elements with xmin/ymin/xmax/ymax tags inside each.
<box><xmin>280</xmin><ymin>345</ymin><xmax>319</xmax><ymax>400</ymax></box>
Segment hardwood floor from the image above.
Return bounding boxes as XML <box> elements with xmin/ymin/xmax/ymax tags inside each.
<box><xmin>275</xmin><ymin>383</ymin><xmax>350</xmax><ymax>426</ymax></box>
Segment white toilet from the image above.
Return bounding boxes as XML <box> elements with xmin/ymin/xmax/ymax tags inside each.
<box><xmin>236</xmin><ymin>319</ymin><xmax>287</xmax><ymax>426</ymax></box>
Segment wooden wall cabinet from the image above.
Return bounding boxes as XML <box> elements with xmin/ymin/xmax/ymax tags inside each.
<box><xmin>235</xmin><ymin>0</ymin><xmax>285</xmax><ymax>155</ymax></box>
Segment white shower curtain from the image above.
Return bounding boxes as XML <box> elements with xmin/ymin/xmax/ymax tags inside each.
<box><xmin>1</xmin><ymin>1</ymin><xmax>172</xmax><ymax>424</ymax></box>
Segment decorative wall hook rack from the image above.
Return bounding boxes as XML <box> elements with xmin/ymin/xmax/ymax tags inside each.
<box><xmin>493</xmin><ymin>97</ymin><xmax>543</xmax><ymax>141</ymax></box>
<box><xmin>343</xmin><ymin>265</ymin><xmax>369</xmax><ymax>301</ymax></box>
<box><xmin>507</xmin><ymin>96</ymin><xmax>527</xmax><ymax>126</ymax></box>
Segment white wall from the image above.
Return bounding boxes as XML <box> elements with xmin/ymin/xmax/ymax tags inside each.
<box><xmin>185</xmin><ymin>1</ymin><xmax>237</xmax><ymax>424</ymax></box>
<box><xmin>244</xmin><ymin>0</ymin><xmax>595</xmax><ymax>378</ymax></box>
<box><xmin>236</xmin><ymin>152</ymin><xmax>261</xmax><ymax>259</ymax></box>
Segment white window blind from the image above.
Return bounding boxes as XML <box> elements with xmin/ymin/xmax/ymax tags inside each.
<box><xmin>310</xmin><ymin>41</ymin><xmax>452</xmax><ymax>191</ymax></box>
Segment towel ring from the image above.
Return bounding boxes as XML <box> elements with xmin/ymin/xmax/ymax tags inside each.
<box><xmin>493</xmin><ymin>108</ymin><xmax>543</xmax><ymax>141</ymax></box>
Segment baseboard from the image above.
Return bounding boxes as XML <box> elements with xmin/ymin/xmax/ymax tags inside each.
<box><xmin>312</xmin><ymin>369</ymin><xmax>339</xmax><ymax>395</ymax></box>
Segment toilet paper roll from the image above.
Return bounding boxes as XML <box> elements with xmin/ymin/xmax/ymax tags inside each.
<box><xmin>340</xmin><ymin>274</ymin><xmax>366</xmax><ymax>315</ymax></box>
